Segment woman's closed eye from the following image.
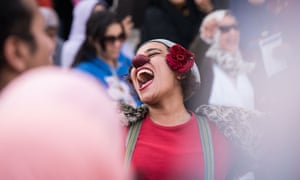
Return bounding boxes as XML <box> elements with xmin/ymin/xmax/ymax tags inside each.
<box><xmin>148</xmin><ymin>52</ymin><xmax>160</xmax><ymax>58</ymax></box>
<box><xmin>144</xmin><ymin>48</ymin><xmax>163</xmax><ymax>58</ymax></box>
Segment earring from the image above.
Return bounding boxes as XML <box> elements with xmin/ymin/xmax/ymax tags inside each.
<box><xmin>177</xmin><ymin>75</ymin><xmax>186</xmax><ymax>80</ymax></box>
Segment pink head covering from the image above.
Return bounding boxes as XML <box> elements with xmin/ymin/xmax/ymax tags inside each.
<box><xmin>0</xmin><ymin>67</ymin><xmax>129</xmax><ymax>180</ymax></box>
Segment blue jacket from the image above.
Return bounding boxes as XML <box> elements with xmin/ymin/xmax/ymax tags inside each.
<box><xmin>75</xmin><ymin>53</ymin><xmax>141</xmax><ymax>106</ymax></box>
<box><xmin>75</xmin><ymin>53</ymin><xmax>131</xmax><ymax>87</ymax></box>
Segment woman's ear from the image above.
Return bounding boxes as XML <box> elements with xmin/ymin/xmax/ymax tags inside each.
<box><xmin>3</xmin><ymin>36</ymin><xmax>30</xmax><ymax>73</ymax></box>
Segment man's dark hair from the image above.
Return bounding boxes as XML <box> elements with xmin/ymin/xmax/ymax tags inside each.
<box><xmin>0</xmin><ymin>0</ymin><xmax>37</xmax><ymax>68</ymax></box>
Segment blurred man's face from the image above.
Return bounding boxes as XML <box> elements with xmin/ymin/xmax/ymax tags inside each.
<box><xmin>23</xmin><ymin>0</ymin><xmax>54</xmax><ymax>68</ymax></box>
<box><xmin>46</xmin><ymin>27</ymin><xmax>58</xmax><ymax>43</ymax></box>
<box><xmin>0</xmin><ymin>0</ymin><xmax>54</xmax><ymax>90</ymax></box>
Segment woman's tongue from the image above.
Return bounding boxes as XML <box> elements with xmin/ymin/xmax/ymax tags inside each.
<box><xmin>137</xmin><ymin>71</ymin><xmax>154</xmax><ymax>89</ymax></box>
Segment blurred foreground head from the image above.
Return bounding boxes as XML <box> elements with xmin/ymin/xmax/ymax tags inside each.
<box><xmin>0</xmin><ymin>0</ymin><xmax>54</xmax><ymax>90</ymax></box>
<box><xmin>0</xmin><ymin>67</ymin><xmax>128</xmax><ymax>180</ymax></box>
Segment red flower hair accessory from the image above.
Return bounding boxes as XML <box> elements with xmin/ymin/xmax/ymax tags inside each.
<box><xmin>166</xmin><ymin>44</ymin><xmax>195</xmax><ymax>73</ymax></box>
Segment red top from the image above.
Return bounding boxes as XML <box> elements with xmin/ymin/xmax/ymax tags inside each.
<box><xmin>131</xmin><ymin>113</ymin><xmax>232</xmax><ymax>180</ymax></box>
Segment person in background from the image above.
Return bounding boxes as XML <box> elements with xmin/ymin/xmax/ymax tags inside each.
<box><xmin>140</xmin><ymin>0</ymin><xmax>228</xmax><ymax>49</ymax></box>
<box><xmin>229</xmin><ymin>0</ymin><xmax>300</xmax><ymax>113</ymax></box>
<box><xmin>121</xmin><ymin>38</ymin><xmax>261</xmax><ymax>179</ymax></box>
<box><xmin>0</xmin><ymin>67</ymin><xmax>130</xmax><ymax>180</ymax></box>
<box><xmin>191</xmin><ymin>10</ymin><xmax>256</xmax><ymax>110</ymax></box>
<box><xmin>52</xmin><ymin>0</ymin><xmax>74</xmax><ymax>40</ymax></box>
<box><xmin>185</xmin><ymin>0</ymin><xmax>230</xmax><ymax>110</ymax></box>
<box><xmin>39</xmin><ymin>7</ymin><xmax>64</xmax><ymax>66</ymax></box>
<box><xmin>61</xmin><ymin>0</ymin><xmax>107</xmax><ymax>68</ymax></box>
<box><xmin>72</xmin><ymin>11</ymin><xmax>139</xmax><ymax>107</ymax></box>
<box><xmin>187</xmin><ymin>0</ymin><xmax>230</xmax><ymax>61</ymax></box>
<box><xmin>0</xmin><ymin>0</ymin><xmax>54</xmax><ymax>91</ymax></box>
<box><xmin>239</xmin><ymin>1</ymin><xmax>300</xmax><ymax>179</ymax></box>
<box><xmin>62</xmin><ymin>0</ymin><xmax>134</xmax><ymax>68</ymax></box>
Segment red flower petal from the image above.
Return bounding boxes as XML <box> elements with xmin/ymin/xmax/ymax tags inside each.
<box><xmin>166</xmin><ymin>44</ymin><xmax>195</xmax><ymax>73</ymax></box>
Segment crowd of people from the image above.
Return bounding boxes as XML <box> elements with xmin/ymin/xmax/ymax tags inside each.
<box><xmin>0</xmin><ymin>0</ymin><xmax>299</xmax><ymax>179</ymax></box>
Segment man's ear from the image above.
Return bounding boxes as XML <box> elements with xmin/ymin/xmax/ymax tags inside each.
<box><xmin>3</xmin><ymin>36</ymin><xmax>30</xmax><ymax>73</ymax></box>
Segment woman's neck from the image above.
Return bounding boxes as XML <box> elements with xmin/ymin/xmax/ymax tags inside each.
<box><xmin>107</xmin><ymin>59</ymin><xmax>117</xmax><ymax>67</ymax></box>
<box><xmin>97</xmin><ymin>54</ymin><xmax>117</xmax><ymax>67</ymax></box>
<box><xmin>148</xmin><ymin>99</ymin><xmax>191</xmax><ymax>126</ymax></box>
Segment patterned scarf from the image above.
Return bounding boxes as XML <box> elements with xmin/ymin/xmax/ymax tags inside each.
<box><xmin>205</xmin><ymin>44</ymin><xmax>255</xmax><ymax>78</ymax></box>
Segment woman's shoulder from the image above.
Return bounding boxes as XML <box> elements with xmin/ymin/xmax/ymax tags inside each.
<box><xmin>196</xmin><ymin>105</ymin><xmax>267</xmax><ymax>178</ymax></box>
<box><xmin>195</xmin><ymin>105</ymin><xmax>266</xmax><ymax>157</ymax></box>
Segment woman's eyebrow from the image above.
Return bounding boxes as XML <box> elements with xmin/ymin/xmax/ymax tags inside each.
<box><xmin>144</xmin><ymin>48</ymin><xmax>163</xmax><ymax>53</ymax></box>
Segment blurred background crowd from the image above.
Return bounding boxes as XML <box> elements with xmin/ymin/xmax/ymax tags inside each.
<box><xmin>0</xmin><ymin>0</ymin><xmax>300</xmax><ymax>179</ymax></box>
<box><xmin>37</xmin><ymin>0</ymin><xmax>300</xmax><ymax>113</ymax></box>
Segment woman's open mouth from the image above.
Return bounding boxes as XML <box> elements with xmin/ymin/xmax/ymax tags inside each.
<box><xmin>136</xmin><ymin>68</ymin><xmax>154</xmax><ymax>90</ymax></box>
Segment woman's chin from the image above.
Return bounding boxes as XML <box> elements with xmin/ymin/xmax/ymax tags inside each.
<box><xmin>139</xmin><ymin>95</ymin><xmax>155</xmax><ymax>105</ymax></box>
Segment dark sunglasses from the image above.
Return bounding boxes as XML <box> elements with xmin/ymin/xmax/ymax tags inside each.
<box><xmin>103</xmin><ymin>33</ymin><xmax>126</xmax><ymax>43</ymax></box>
<box><xmin>219</xmin><ymin>24</ymin><xmax>239</xmax><ymax>33</ymax></box>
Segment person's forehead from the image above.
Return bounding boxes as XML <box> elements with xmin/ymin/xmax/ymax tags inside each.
<box><xmin>23</xmin><ymin>0</ymin><xmax>41</xmax><ymax>24</ymax></box>
<box><xmin>136</xmin><ymin>42</ymin><xmax>168</xmax><ymax>54</ymax></box>
<box><xmin>105</xmin><ymin>23</ymin><xmax>122</xmax><ymax>35</ymax></box>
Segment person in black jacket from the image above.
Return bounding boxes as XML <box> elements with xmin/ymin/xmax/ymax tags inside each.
<box><xmin>140</xmin><ymin>0</ymin><xmax>210</xmax><ymax>49</ymax></box>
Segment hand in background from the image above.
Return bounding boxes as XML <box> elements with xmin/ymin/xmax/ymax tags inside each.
<box><xmin>194</xmin><ymin>0</ymin><xmax>213</xmax><ymax>13</ymax></box>
<box><xmin>122</xmin><ymin>15</ymin><xmax>134</xmax><ymax>38</ymax></box>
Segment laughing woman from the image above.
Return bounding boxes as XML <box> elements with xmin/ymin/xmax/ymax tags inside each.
<box><xmin>121</xmin><ymin>39</ymin><xmax>263</xmax><ymax>180</ymax></box>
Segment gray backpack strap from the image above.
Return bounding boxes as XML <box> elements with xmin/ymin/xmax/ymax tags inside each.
<box><xmin>124</xmin><ymin>121</ymin><xmax>142</xmax><ymax>168</ymax></box>
<box><xmin>196</xmin><ymin>115</ymin><xmax>214</xmax><ymax>180</ymax></box>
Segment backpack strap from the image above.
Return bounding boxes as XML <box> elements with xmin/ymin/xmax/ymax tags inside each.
<box><xmin>124</xmin><ymin>121</ymin><xmax>142</xmax><ymax>168</ymax></box>
<box><xmin>196</xmin><ymin>115</ymin><xmax>214</xmax><ymax>180</ymax></box>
